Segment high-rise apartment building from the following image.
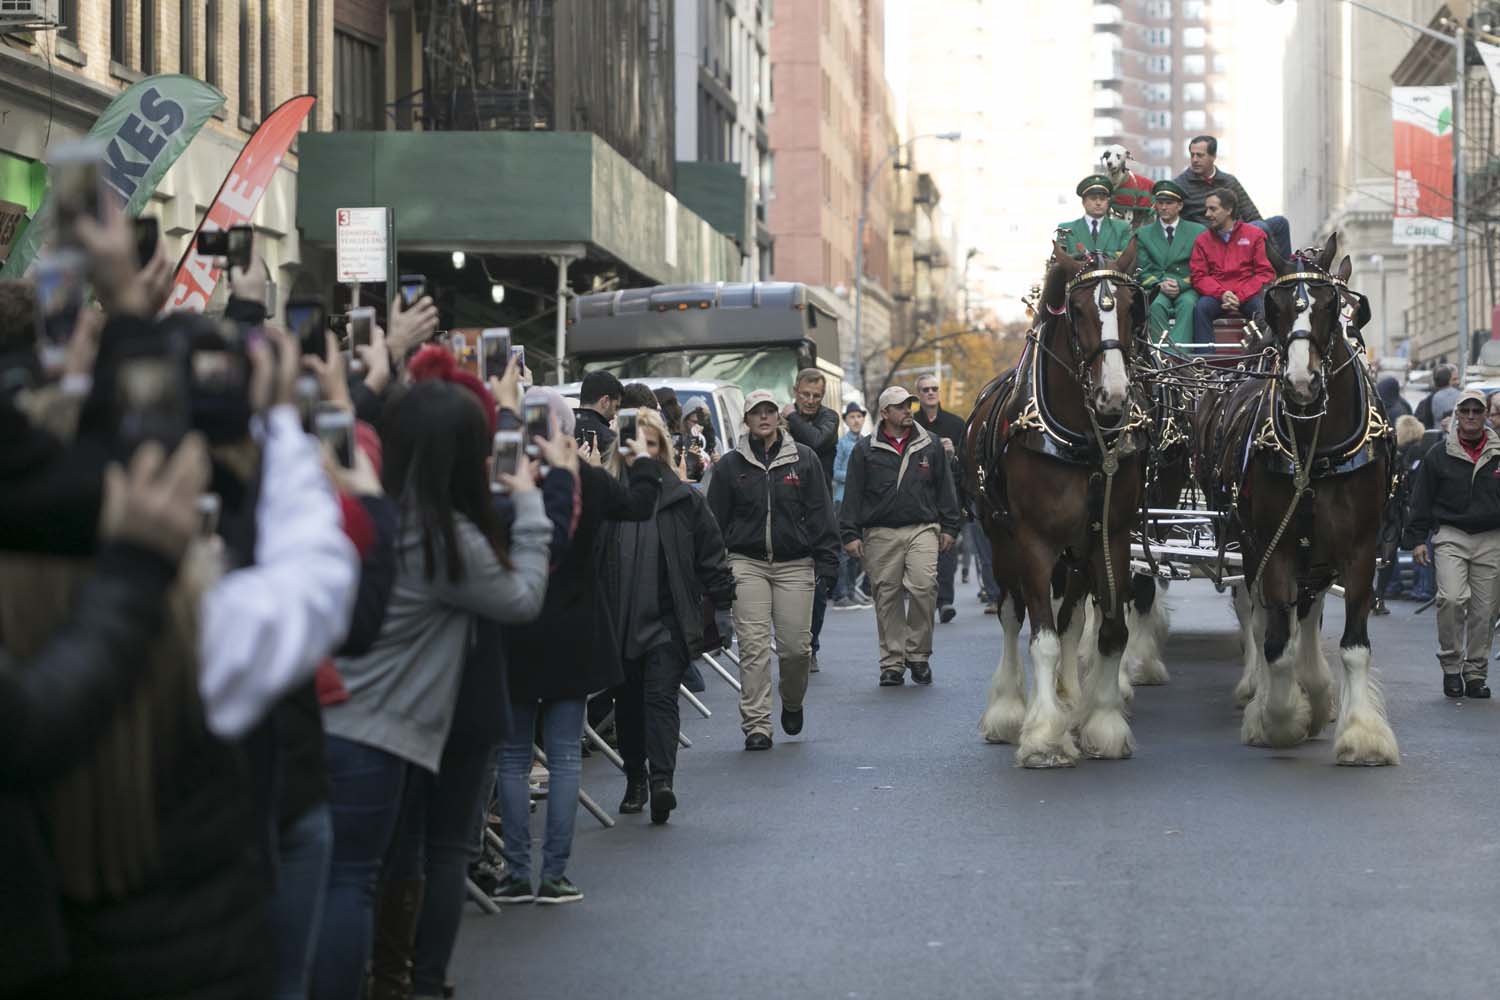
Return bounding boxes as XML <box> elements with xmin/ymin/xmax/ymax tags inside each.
<box><xmin>1092</xmin><ymin>0</ymin><xmax>1235</xmax><ymax>181</ymax></box>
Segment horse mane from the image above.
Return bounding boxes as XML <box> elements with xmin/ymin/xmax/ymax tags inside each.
<box><xmin>1040</xmin><ymin>259</ymin><xmax>1070</xmax><ymax>316</ymax></box>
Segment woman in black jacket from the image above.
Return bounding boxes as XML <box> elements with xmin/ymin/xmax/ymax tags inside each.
<box><xmin>493</xmin><ymin>421</ymin><xmax>663</xmax><ymax>904</ymax></box>
<box><xmin>600</xmin><ymin>409</ymin><xmax>735</xmax><ymax>824</ymax></box>
<box><xmin>706</xmin><ymin>391</ymin><xmax>840</xmax><ymax>752</ymax></box>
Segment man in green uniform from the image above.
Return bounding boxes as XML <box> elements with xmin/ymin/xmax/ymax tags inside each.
<box><xmin>1059</xmin><ymin>175</ymin><xmax>1133</xmax><ymax>258</ymax></box>
<box><xmin>1133</xmin><ymin>179</ymin><xmax>1205</xmax><ymax>344</ymax></box>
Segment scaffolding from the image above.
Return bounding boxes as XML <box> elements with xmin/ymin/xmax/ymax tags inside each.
<box><xmin>423</xmin><ymin>0</ymin><xmax>556</xmax><ymax>132</ymax></box>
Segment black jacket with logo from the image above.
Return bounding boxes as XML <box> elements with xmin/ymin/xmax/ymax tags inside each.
<box><xmin>573</xmin><ymin>406</ymin><xmax>617</xmax><ymax>453</ymax></box>
<box><xmin>706</xmin><ymin>431</ymin><xmax>840</xmax><ymax>584</ymax></box>
<box><xmin>1403</xmin><ymin>426</ymin><xmax>1500</xmax><ymax>546</ymax></box>
<box><xmin>840</xmin><ymin>422</ymin><xmax>963</xmax><ymax>542</ymax></box>
<box><xmin>786</xmin><ymin>404</ymin><xmax>840</xmax><ymax>488</ymax></box>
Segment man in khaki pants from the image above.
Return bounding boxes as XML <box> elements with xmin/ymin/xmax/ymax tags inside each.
<box><xmin>840</xmin><ymin>386</ymin><xmax>962</xmax><ymax>687</ymax></box>
<box><xmin>706</xmin><ymin>391</ymin><xmax>841</xmax><ymax>749</ymax></box>
<box><xmin>1406</xmin><ymin>388</ymin><xmax>1500</xmax><ymax>699</ymax></box>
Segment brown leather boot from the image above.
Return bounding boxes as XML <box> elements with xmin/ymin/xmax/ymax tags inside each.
<box><xmin>369</xmin><ymin>878</ymin><xmax>425</xmax><ymax>1000</ymax></box>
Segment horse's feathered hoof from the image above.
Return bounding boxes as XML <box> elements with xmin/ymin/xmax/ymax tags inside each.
<box><xmin>1018</xmin><ymin>750</ymin><xmax>1078</xmax><ymax>769</ymax></box>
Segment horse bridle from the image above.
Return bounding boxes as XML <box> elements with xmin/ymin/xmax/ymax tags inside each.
<box><xmin>1043</xmin><ymin>263</ymin><xmax>1141</xmax><ymax>398</ymax></box>
<box><xmin>1266</xmin><ymin>266</ymin><xmax>1353</xmax><ymax>415</ymax></box>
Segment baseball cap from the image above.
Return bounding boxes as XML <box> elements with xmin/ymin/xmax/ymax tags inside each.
<box><xmin>878</xmin><ymin>386</ymin><xmax>918</xmax><ymax>410</ymax></box>
<box><xmin>743</xmin><ymin>389</ymin><xmax>780</xmax><ymax>415</ymax></box>
<box><xmin>844</xmin><ymin>401</ymin><xmax>866</xmax><ymax>416</ymax></box>
<box><xmin>1455</xmin><ymin>388</ymin><xmax>1487</xmax><ymax>410</ymax></box>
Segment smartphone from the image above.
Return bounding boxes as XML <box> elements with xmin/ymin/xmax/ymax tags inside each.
<box><xmin>399</xmin><ymin>273</ymin><xmax>427</xmax><ymax>307</ymax></box>
<box><xmin>511</xmin><ymin>345</ymin><xmax>526</xmax><ymax>373</ymax></box>
<box><xmin>479</xmin><ymin>328</ymin><xmax>511</xmax><ymax>382</ymax></box>
<box><xmin>616</xmin><ymin>407</ymin><xmax>640</xmax><ymax>453</ymax></box>
<box><xmin>197</xmin><ymin>228</ymin><xmax>229</xmax><ymax>258</ymax></box>
<box><xmin>264</xmin><ymin>279</ymin><xmax>277</xmax><ymax>321</ymax></box>
<box><xmin>197</xmin><ymin>494</ymin><xmax>221</xmax><ymax>539</ymax></box>
<box><xmin>32</xmin><ymin>252</ymin><xmax>86</xmax><ymax>370</ymax></box>
<box><xmin>226</xmin><ymin>224</ymin><xmax>253</xmax><ymax>272</ymax></box>
<box><xmin>48</xmin><ymin>139</ymin><xmax>106</xmax><ymax>243</ymax></box>
<box><xmin>490</xmin><ymin>429</ymin><xmax>523</xmax><ymax>492</ymax></box>
<box><xmin>116</xmin><ymin>357</ymin><xmax>187</xmax><ymax>454</ymax></box>
<box><xmin>451</xmin><ymin>332</ymin><xmax>467</xmax><ymax>359</ymax></box>
<box><xmin>314</xmin><ymin>406</ymin><xmax>356</xmax><ymax>469</ymax></box>
<box><xmin>134</xmin><ymin>216</ymin><xmax>160</xmax><ymax>268</ymax></box>
<box><xmin>523</xmin><ymin>399</ymin><xmax>551</xmax><ymax>457</ymax></box>
<box><xmin>348</xmin><ymin>306</ymin><xmax>375</xmax><ymax>351</ymax></box>
<box><xmin>287</xmin><ymin>298</ymin><xmax>328</xmax><ymax>360</ymax></box>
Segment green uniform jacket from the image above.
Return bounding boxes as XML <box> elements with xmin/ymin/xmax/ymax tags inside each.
<box><xmin>1058</xmin><ymin>215</ymin><xmax>1132</xmax><ymax>257</ymax></box>
<box><xmin>1135</xmin><ymin>217</ymin><xmax>1207</xmax><ymax>343</ymax></box>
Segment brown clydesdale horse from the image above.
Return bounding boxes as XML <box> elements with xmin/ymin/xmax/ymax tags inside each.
<box><xmin>1192</xmin><ymin>234</ymin><xmax>1398</xmax><ymax>764</ymax></box>
<box><xmin>964</xmin><ymin>241</ymin><xmax>1148</xmax><ymax>767</ymax></box>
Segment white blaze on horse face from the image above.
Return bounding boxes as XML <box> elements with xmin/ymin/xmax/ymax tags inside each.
<box><xmin>1094</xmin><ymin>286</ymin><xmax>1128</xmax><ymax>414</ymax></box>
<box><xmin>1286</xmin><ymin>337</ymin><xmax>1315</xmax><ymax>403</ymax></box>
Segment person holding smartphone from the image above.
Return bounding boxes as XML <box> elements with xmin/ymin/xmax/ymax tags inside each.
<box><xmin>706</xmin><ymin>391</ymin><xmax>840</xmax><ymax>750</ymax></box>
<box><xmin>598</xmin><ymin>409</ymin><xmax>734</xmax><ymax>823</ymax></box>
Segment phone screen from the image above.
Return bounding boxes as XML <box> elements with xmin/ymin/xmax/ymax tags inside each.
<box><xmin>134</xmin><ymin>217</ymin><xmax>160</xmax><ymax>267</ymax></box>
<box><xmin>480</xmin><ymin>328</ymin><xmax>511</xmax><ymax>382</ymax></box>
<box><xmin>287</xmin><ymin>300</ymin><xmax>327</xmax><ymax>359</ymax></box>
<box><xmin>511</xmin><ymin>345</ymin><xmax>526</xmax><ymax>373</ymax></box>
<box><xmin>524</xmin><ymin>400</ymin><xmax>550</xmax><ymax>456</ymax></box>
<box><xmin>227</xmin><ymin>225</ymin><xmax>253</xmax><ymax>272</ymax></box>
<box><xmin>315</xmin><ymin>407</ymin><xmax>356</xmax><ymax>468</ymax></box>
<box><xmin>399</xmin><ymin>274</ymin><xmax>426</xmax><ymax>306</ymax></box>
<box><xmin>33</xmin><ymin>254</ymin><xmax>85</xmax><ymax>366</ymax></box>
<box><xmin>50</xmin><ymin>146</ymin><xmax>103</xmax><ymax>241</ymax></box>
<box><xmin>116</xmin><ymin>358</ymin><xmax>187</xmax><ymax>453</ymax></box>
<box><xmin>348</xmin><ymin>307</ymin><xmax>375</xmax><ymax>350</ymax></box>
<box><xmin>491</xmin><ymin>430</ymin><xmax>523</xmax><ymax>490</ymax></box>
<box><xmin>197</xmin><ymin>494</ymin><xmax>221</xmax><ymax>538</ymax></box>
<box><xmin>616</xmin><ymin>408</ymin><xmax>639</xmax><ymax>451</ymax></box>
<box><xmin>197</xmin><ymin>229</ymin><xmax>229</xmax><ymax>257</ymax></box>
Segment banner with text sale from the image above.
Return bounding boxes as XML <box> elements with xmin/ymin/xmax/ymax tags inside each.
<box><xmin>168</xmin><ymin>95</ymin><xmax>316</xmax><ymax>312</ymax></box>
<box><xmin>1392</xmin><ymin>85</ymin><xmax>1454</xmax><ymax>246</ymax></box>
<box><xmin>0</xmin><ymin>74</ymin><xmax>225</xmax><ymax>279</ymax></box>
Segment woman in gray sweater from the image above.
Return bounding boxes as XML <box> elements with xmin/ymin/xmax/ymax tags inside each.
<box><xmin>312</xmin><ymin>379</ymin><xmax>552</xmax><ymax>1000</ymax></box>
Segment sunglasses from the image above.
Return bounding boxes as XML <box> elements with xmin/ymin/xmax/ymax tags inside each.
<box><xmin>919</xmin><ymin>386</ymin><xmax>940</xmax><ymax>392</ymax></box>
<box><xmin>1457</xmin><ymin>406</ymin><xmax>1485</xmax><ymax>415</ymax></box>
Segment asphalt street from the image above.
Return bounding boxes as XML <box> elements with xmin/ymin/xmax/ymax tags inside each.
<box><xmin>451</xmin><ymin>580</ymin><xmax>1500</xmax><ymax>999</ymax></box>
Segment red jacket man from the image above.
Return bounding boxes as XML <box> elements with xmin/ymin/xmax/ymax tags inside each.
<box><xmin>1188</xmin><ymin>188</ymin><xmax>1275</xmax><ymax>344</ymax></box>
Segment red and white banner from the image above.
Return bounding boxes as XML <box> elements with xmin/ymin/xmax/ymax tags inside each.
<box><xmin>1392</xmin><ymin>85</ymin><xmax>1453</xmax><ymax>246</ymax></box>
<box><xmin>168</xmin><ymin>95</ymin><xmax>316</xmax><ymax>312</ymax></box>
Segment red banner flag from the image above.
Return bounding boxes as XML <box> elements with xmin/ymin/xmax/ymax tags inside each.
<box><xmin>168</xmin><ymin>95</ymin><xmax>316</xmax><ymax>312</ymax></box>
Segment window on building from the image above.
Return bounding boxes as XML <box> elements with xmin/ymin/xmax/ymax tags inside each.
<box><xmin>333</xmin><ymin>29</ymin><xmax>382</xmax><ymax>131</ymax></box>
<box><xmin>1145</xmin><ymin>138</ymin><xmax>1173</xmax><ymax>161</ymax></box>
<box><xmin>1213</xmin><ymin>53</ymin><xmax>1229</xmax><ymax>73</ymax></box>
<box><xmin>1144</xmin><ymin>82</ymin><xmax>1171</xmax><ymax>105</ymax></box>
<box><xmin>1213</xmin><ymin>81</ymin><xmax>1230</xmax><ymax>102</ymax></box>
<box><xmin>205</xmin><ymin>0</ymin><xmax>221</xmax><ymax>86</ymax></box>
<box><xmin>57</xmin><ymin>0</ymin><xmax>77</xmax><ymax>43</ymax></box>
<box><xmin>1148</xmin><ymin>55</ymin><xmax>1172</xmax><ymax>74</ymax></box>
<box><xmin>1182</xmin><ymin>27</ymin><xmax>1206</xmax><ymax>49</ymax></box>
<box><xmin>1146</xmin><ymin>110</ymin><xmax>1172</xmax><ymax>130</ymax></box>
<box><xmin>1183</xmin><ymin>54</ymin><xmax>1206</xmax><ymax>75</ymax></box>
<box><xmin>1182</xmin><ymin>110</ymin><xmax>1206</xmax><ymax>130</ymax></box>
<box><xmin>239</xmin><ymin>0</ymin><xmax>253</xmax><ymax>119</ymax></box>
<box><xmin>307</xmin><ymin>0</ymin><xmax>319</xmax><ymax>124</ymax></box>
<box><xmin>1146</xmin><ymin>0</ymin><xmax>1172</xmax><ymax>16</ymax></box>
<box><xmin>822</xmin><ymin>155</ymin><xmax>830</xmax><ymax>204</ymax></box>
<box><xmin>140</xmin><ymin>0</ymin><xmax>156</xmax><ymax>73</ymax></box>
<box><xmin>110</xmin><ymin>2</ymin><xmax>127</xmax><ymax>65</ymax></box>
<box><xmin>1145</xmin><ymin>27</ymin><xmax>1171</xmax><ymax>47</ymax></box>
<box><xmin>260</xmin><ymin>3</ymin><xmax>273</xmax><ymax>118</ymax></box>
<box><xmin>1182</xmin><ymin>81</ymin><xmax>1205</xmax><ymax>103</ymax></box>
<box><xmin>1182</xmin><ymin>0</ymin><xmax>1206</xmax><ymax>18</ymax></box>
<box><xmin>1213</xmin><ymin>109</ymin><xmax>1230</xmax><ymax>128</ymax></box>
<box><xmin>179</xmin><ymin>0</ymin><xmax>193</xmax><ymax>74</ymax></box>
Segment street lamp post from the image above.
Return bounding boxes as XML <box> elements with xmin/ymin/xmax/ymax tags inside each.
<box><xmin>852</xmin><ymin>130</ymin><xmax>961</xmax><ymax>401</ymax></box>
<box><xmin>1269</xmin><ymin>0</ymin><xmax>1473</xmax><ymax>382</ymax></box>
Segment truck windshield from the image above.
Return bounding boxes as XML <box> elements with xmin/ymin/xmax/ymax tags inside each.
<box><xmin>574</xmin><ymin>346</ymin><xmax>803</xmax><ymax>404</ymax></box>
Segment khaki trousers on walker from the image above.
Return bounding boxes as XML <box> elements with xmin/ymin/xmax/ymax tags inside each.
<box><xmin>863</xmin><ymin>524</ymin><xmax>940</xmax><ymax>673</ymax></box>
<box><xmin>1433</xmin><ymin>524</ymin><xmax>1500</xmax><ymax>681</ymax></box>
<box><xmin>729</xmin><ymin>555</ymin><xmax>815</xmax><ymax>737</ymax></box>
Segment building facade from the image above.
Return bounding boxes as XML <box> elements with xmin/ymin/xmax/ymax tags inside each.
<box><xmin>674</xmin><ymin>0</ymin><xmax>773</xmax><ymax>280</ymax></box>
<box><xmin>0</xmin><ymin>0</ymin><xmax>333</xmax><ymax>311</ymax></box>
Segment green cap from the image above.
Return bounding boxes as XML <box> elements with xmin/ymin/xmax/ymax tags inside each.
<box><xmin>1152</xmin><ymin>179</ymin><xmax>1186</xmax><ymax>202</ymax></box>
<box><xmin>1076</xmin><ymin>174</ymin><xmax>1113</xmax><ymax>198</ymax></box>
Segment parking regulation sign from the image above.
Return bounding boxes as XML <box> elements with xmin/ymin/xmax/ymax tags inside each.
<box><xmin>336</xmin><ymin>207</ymin><xmax>389</xmax><ymax>283</ymax></box>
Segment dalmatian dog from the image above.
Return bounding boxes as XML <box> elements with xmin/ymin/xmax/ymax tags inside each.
<box><xmin>1097</xmin><ymin>144</ymin><xmax>1156</xmax><ymax>229</ymax></box>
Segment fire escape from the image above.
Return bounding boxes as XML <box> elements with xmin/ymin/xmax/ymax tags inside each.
<box><xmin>422</xmin><ymin>0</ymin><xmax>556</xmax><ymax>131</ymax></box>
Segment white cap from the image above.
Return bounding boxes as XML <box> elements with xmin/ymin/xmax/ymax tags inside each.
<box><xmin>878</xmin><ymin>386</ymin><xmax>918</xmax><ymax>410</ymax></box>
<box><xmin>743</xmin><ymin>389</ymin><xmax>780</xmax><ymax>415</ymax></box>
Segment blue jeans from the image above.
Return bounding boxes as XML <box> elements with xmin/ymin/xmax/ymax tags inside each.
<box><xmin>496</xmin><ymin>699</ymin><xmax>585</xmax><ymax>883</ymax></box>
<box><xmin>310</xmin><ymin>736</ymin><xmax>409</xmax><ymax>1000</ymax></box>
<box><xmin>1251</xmin><ymin>216</ymin><xmax>1292</xmax><ymax>260</ymax></box>
<box><xmin>965</xmin><ymin>520</ymin><xmax>999</xmax><ymax>602</ymax></box>
<box><xmin>1193</xmin><ymin>292</ymin><xmax>1264</xmax><ymax>345</ymax></box>
<box><xmin>270</xmin><ymin>803</ymin><xmax>334</xmax><ymax>1000</ymax></box>
<box><xmin>810</xmin><ymin>579</ymin><xmax>829</xmax><ymax>654</ymax></box>
<box><xmin>411</xmin><ymin>739</ymin><xmax>496</xmax><ymax>997</ymax></box>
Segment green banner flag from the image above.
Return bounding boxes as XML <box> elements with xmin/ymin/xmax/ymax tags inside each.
<box><xmin>1</xmin><ymin>73</ymin><xmax>225</xmax><ymax>279</ymax></box>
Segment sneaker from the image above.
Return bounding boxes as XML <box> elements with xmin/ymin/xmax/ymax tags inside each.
<box><xmin>1371</xmin><ymin>598</ymin><xmax>1390</xmax><ymax>616</ymax></box>
<box><xmin>983</xmin><ymin>602</ymin><xmax>998</xmax><ymax>615</ymax></box>
<box><xmin>879</xmin><ymin>668</ymin><xmax>905</xmax><ymax>687</ymax></box>
<box><xmin>744</xmin><ymin>732</ymin><xmax>773</xmax><ymax>751</ymax></box>
<box><xmin>1466</xmin><ymin>678</ymin><xmax>1491</xmax><ymax>699</ymax></box>
<box><xmin>781</xmin><ymin>706</ymin><xmax>804</xmax><ymax>735</ymax></box>
<box><xmin>1444</xmin><ymin>674</ymin><xmax>1465</xmax><ymax>698</ymax></box>
<box><xmin>908</xmin><ymin>661</ymin><xmax>933</xmax><ymax>685</ymax></box>
<box><xmin>832</xmin><ymin>597</ymin><xmax>860</xmax><ymax>610</ymax></box>
<box><xmin>470</xmin><ymin>859</ymin><xmax>507</xmax><ymax>898</ymax></box>
<box><xmin>535</xmin><ymin>876</ymin><xmax>583</xmax><ymax>905</ymax></box>
<box><xmin>939</xmin><ymin>605</ymin><xmax>957</xmax><ymax>624</ymax></box>
<box><xmin>491</xmin><ymin>873</ymin><xmax>536</xmax><ymax>905</ymax></box>
<box><xmin>809</xmin><ymin>652</ymin><xmax>821</xmax><ymax>673</ymax></box>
